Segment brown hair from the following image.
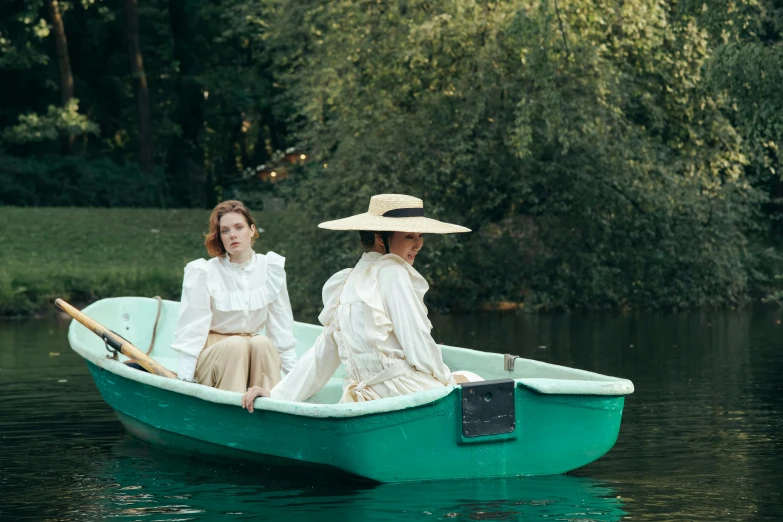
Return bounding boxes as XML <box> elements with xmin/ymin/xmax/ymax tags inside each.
<box><xmin>204</xmin><ymin>200</ymin><xmax>259</xmax><ymax>257</ymax></box>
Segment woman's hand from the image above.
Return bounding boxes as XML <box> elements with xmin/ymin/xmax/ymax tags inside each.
<box><xmin>242</xmin><ymin>386</ymin><xmax>270</xmax><ymax>413</ymax></box>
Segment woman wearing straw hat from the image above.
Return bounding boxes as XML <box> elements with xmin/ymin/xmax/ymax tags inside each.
<box><xmin>242</xmin><ymin>194</ymin><xmax>481</xmax><ymax>409</ymax></box>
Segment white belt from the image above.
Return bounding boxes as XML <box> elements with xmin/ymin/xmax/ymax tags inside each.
<box><xmin>340</xmin><ymin>359</ymin><xmax>413</xmax><ymax>403</ymax></box>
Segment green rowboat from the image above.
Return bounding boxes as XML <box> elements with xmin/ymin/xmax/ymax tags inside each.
<box><xmin>66</xmin><ymin>296</ymin><xmax>634</xmax><ymax>483</ymax></box>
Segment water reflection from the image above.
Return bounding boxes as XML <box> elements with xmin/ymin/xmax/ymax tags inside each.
<box><xmin>73</xmin><ymin>440</ymin><xmax>626</xmax><ymax>522</ymax></box>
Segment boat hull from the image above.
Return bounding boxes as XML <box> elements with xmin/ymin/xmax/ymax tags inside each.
<box><xmin>87</xmin><ymin>361</ymin><xmax>625</xmax><ymax>483</ymax></box>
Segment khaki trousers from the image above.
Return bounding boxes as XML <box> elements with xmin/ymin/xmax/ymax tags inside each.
<box><xmin>194</xmin><ymin>332</ymin><xmax>281</xmax><ymax>393</ymax></box>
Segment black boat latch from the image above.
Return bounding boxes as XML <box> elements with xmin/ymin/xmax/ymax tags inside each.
<box><xmin>461</xmin><ymin>379</ymin><xmax>516</xmax><ymax>438</ymax></box>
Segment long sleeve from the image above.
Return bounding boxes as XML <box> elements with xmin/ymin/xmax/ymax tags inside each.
<box><xmin>270</xmin><ymin>330</ymin><xmax>341</xmax><ymax>401</ymax></box>
<box><xmin>170</xmin><ymin>260</ymin><xmax>212</xmax><ymax>381</ymax></box>
<box><xmin>270</xmin><ymin>267</ymin><xmax>352</xmax><ymax>401</ymax></box>
<box><xmin>380</xmin><ymin>265</ymin><xmax>453</xmax><ymax>386</ymax></box>
<box><xmin>265</xmin><ymin>253</ymin><xmax>297</xmax><ymax>373</ymax></box>
<box><xmin>266</xmin><ymin>275</ymin><xmax>297</xmax><ymax>373</ymax></box>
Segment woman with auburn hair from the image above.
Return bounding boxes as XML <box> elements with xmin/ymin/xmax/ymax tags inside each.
<box><xmin>170</xmin><ymin>200</ymin><xmax>297</xmax><ymax>393</ymax></box>
<box><xmin>242</xmin><ymin>194</ymin><xmax>481</xmax><ymax>411</ymax></box>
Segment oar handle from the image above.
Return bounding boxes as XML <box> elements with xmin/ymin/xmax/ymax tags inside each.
<box><xmin>55</xmin><ymin>298</ymin><xmax>177</xmax><ymax>379</ymax></box>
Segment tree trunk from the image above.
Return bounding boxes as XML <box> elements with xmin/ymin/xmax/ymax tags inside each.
<box><xmin>124</xmin><ymin>0</ymin><xmax>154</xmax><ymax>174</ymax></box>
<box><xmin>167</xmin><ymin>0</ymin><xmax>205</xmax><ymax>207</ymax></box>
<box><xmin>46</xmin><ymin>0</ymin><xmax>74</xmax><ymax>153</ymax></box>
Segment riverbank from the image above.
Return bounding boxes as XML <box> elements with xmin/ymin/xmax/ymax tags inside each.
<box><xmin>0</xmin><ymin>207</ymin><xmax>290</xmax><ymax>317</ymax></box>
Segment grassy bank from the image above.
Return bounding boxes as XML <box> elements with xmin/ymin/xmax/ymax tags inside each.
<box><xmin>0</xmin><ymin>207</ymin><xmax>294</xmax><ymax>317</ymax></box>
<box><xmin>7</xmin><ymin>207</ymin><xmax>774</xmax><ymax>319</ymax></box>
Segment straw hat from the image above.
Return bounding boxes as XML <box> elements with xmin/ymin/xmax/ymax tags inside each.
<box><xmin>318</xmin><ymin>194</ymin><xmax>471</xmax><ymax>234</ymax></box>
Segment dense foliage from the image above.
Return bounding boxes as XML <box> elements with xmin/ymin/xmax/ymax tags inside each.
<box><xmin>1</xmin><ymin>0</ymin><xmax>287</xmax><ymax>207</ymax></box>
<box><xmin>2</xmin><ymin>0</ymin><xmax>783</xmax><ymax>313</ymax></box>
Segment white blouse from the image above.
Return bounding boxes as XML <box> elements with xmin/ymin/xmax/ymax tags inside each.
<box><xmin>271</xmin><ymin>252</ymin><xmax>455</xmax><ymax>403</ymax></box>
<box><xmin>171</xmin><ymin>250</ymin><xmax>297</xmax><ymax>381</ymax></box>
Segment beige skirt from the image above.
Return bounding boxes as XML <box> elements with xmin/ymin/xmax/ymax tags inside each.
<box><xmin>194</xmin><ymin>332</ymin><xmax>281</xmax><ymax>393</ymax></box>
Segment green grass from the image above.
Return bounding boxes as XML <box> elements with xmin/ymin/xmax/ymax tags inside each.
<box><xmin>0</xmin><ymin>207</ymin><xmax>293</xmax><ymax>316</ymax></box>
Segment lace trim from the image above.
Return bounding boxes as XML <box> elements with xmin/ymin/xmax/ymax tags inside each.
<box><xmin>223</xmin><ymin>251</ymin><xmax>254</xmax><ymax>269</ymax></box>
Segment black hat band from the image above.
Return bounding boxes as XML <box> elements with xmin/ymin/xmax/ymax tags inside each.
<box><xmin>382</xmin><ymin>208</ymin><xmax>425</xmax><ymax>218</ymax></box>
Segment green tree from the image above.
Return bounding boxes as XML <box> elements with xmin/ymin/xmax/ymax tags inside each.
<box><xmin>123</xmin><ymin>0</ymin><xmax>155</xmax><ymax>176</ymax></box>
<box><xmin>44</xmin><ymin>0</ymin><xmax>75</xmax><ymax>152</ymax></box>
<box><xmin>0</xmin><ymin>0</ymin><xmax>292</xmax><ymax>208</ymax></box>
<box><xmin>270</xmin><ymin>0</ymin><xmax>763</xmax><ymax>311</ymax></box>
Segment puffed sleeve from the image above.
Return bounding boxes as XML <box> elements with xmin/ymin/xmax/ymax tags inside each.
<box><xmin>270</xmin><ymin>268</ymin><xmax>351</xmax><ymax>401</ymax></box>
<box><xmin>170</xmin><ymin>259</ymin><xmax>212</xmax><ymax>381</ymax></box>
<box><xmin>265</xmin><ymin>252</ymin><xmax>297</xmax><ymax>373</ymax></box>
<box><xmin>379</xmin><ymin>264</ymin><xmax>453</xmax><ymax>385</ymax></box>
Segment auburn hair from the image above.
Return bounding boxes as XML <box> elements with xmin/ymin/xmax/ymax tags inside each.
<box><xmin>204</xmin><ymin>200</ymin><xmax>259</xmax><ymax>257</ymax></box>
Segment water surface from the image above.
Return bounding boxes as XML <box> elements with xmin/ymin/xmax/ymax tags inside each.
<box><xmin>1</xmin><ymin>310</ymin><xmax>781</xmax><ymax>520</ymax></box>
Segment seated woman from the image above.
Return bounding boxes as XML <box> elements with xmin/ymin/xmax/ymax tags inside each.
<box><xmin>171</xmin><ymin>200</ymin><xmax>297</xmax><ymax>393</ymax></box>
<box><xmin>242</xmin><ymin>193</ymin><xmax>480</xmax><ymax>410</ymax></box>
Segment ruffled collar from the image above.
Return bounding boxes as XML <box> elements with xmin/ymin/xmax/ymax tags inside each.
<box><xmin>223</xmin><ymin>250</ymin><xmax>256</xmax><ymax>270</ymax></box>
<box><xmin>360</xmin><ymin>252</ymin><xmax>430</xmax><ymax>300</ymax></box>
<box><xmin>383</xmin><ymin>254</ymin><xmax>429</xmax><ymax>299</ymax></box>
<box><xmin>348</xmin><ymin>252</ymin><xmax>432</xmax><ymax>340</ymax></box>
<box><xmin>361</xmin><ymin>251</ymin><xmax>383</xmax><ymax>263</ymax></box>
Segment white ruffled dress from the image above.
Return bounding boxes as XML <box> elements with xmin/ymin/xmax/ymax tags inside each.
<box><xmin>271</xmin><ymin>252</ymin><xmax>457</xmax><ymax>403</ymax></box>
<box><xmin>171</xmin><ymin>251</ymin><xmax>297</xmax><ymax>381</ymax></box>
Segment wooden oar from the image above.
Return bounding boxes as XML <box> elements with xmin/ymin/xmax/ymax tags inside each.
<box><xmin>55</xmin><ymin>298</ymin><xmax>177</xmax><ymax>379</ymax></box>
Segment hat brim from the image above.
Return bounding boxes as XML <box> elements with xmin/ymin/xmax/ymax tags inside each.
<box><xmin>318</xmin><ymin>213</ymin><xmax>470</xmax><ymax>234</ymax></box>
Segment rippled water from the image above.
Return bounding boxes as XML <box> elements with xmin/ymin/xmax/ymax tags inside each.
<box><xmin>1</xmin><ymin>310</ymin><xmax>782</xmax><ymax>521</ymax></box>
